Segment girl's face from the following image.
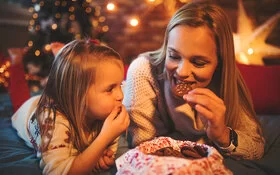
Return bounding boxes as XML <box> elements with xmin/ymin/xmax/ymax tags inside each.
<box><xmin>165</xmin><ymin>25</ymin><xmax>218</xmax><ymax>98</ymax></box>
<box><xmin>86</xmin><ymin>59</ymin><xmax>124</xmax><ymax>121</ymax></box>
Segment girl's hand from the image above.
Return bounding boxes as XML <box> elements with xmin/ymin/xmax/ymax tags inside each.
<box><xmin>183</xmin><ymin>88</ymin><xmax>229</xmax><ymax>146</ymax></box>
<box><xmin>100</xmin><ymin>105</ymin><xmax>130</xmax><ymax>143</ymax></box>
<box><xmin>92</xmin><ymin>149</ymin><xmax>115</xmax><ymax>173</ymax></box>
<box><xmin>69</xmin><ymin>109</ymin><xmax>128</xmax><ymax>174</ymax></box>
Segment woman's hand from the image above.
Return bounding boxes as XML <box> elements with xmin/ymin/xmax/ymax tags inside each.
<box><xmin>183</xmin><ymin>88</ymin><xmax>230</xmax><ymax>146</ymax></box>
<box><xmin>100</xmin><ymin>105</ymin><xmax>130</xmax><ymax>143</ymax></box>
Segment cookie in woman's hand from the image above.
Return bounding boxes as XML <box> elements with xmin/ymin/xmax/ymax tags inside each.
<box><xmin>173</xmin><ymin>83</ymin><xmax>192</xmax><ymax>97</ymax></box>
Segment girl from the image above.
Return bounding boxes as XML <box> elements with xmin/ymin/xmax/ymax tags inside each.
<box><xmin>124</xmin><ymin>1</ymin><xmax>264</xmax><ymax>160</ymax></box>
<box><xmin>12</xmin><ymin>39</ymin><xmax>130</xmax><ymax>174</ymax></box>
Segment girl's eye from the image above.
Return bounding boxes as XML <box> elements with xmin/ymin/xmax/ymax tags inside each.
<box><xmin>106</xmin><ymin>86</ymin><xmax>114</xmax><ymax>93</ymax></box>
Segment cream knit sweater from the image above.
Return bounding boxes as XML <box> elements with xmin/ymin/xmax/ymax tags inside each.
<box><xmin>123</xmin><ymin>56</ymin><xmax>264</xmax><ymax>160</ymax></box>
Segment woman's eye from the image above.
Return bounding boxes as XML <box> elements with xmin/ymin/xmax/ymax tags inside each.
<box><xmin>192</xmin><ymin>59</ymin><xmax>207</xmax><ymax>67</ymax></box>
<box><xmin>169</xmin><ymin>54</ymin><xmax>180</xmax><ymax>60</ymax></box>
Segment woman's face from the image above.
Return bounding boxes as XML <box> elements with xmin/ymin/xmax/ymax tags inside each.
<box><xmin>86</xmin><ymin>59</ymin><xmax>124</xmax><ymax>121</ymax></box>
<box><xmin>165</xmin><ymin>25</ymin><xmax>218</xmax><ymax>98</ymax></box>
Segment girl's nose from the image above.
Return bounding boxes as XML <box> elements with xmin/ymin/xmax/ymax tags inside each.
<box><xmin>116</xmin><ymin>88</ymin><xmax>124</xmax><ymax>101</ymax></box>
<box><xmin>176</xmin><ymin>60</ymin><xmax>192</xmax><ymax>77</ymax></box>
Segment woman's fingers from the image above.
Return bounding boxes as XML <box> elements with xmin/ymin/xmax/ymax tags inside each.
<box><xmin>184</xmin><ymin>88</ymin><xmax>226</xmax><ymax>129</ymax></box>
<box><xmin>186</xmin><ymin>88</ymin><xmax>224</xmax><ymax>104</ymax></box>
<box><xmin>195</xmin><ymin>104</ymin><xmax>214</xmax><ymax>121</ymax></box>
<box><xmin>185</xmin><ymin>94</ymin><xmax>217</xmax><ymax>112</ymax></box>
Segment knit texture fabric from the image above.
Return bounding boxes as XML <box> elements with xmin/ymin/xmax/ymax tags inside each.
<box><xmin>123</xmin><ymin>56</ymin><xmax>264</xmax><ymax>160</ymax></box>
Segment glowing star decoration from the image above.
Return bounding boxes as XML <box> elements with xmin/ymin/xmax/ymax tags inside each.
<box><xmin>233</xmin><ymin>0</ymin><xmax>280</xmax><ymax>65</ymax></box>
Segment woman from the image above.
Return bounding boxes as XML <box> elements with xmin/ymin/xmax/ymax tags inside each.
<box><xmin>123</xmin><ymin>1</ymin><xmax>264</xmax><ymax>160</ymax></box>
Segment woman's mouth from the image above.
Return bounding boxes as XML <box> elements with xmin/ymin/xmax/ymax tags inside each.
<box><xmin>172</xmin><ymin>77</ymin><xmax>194</xmax><ymax>97</ymax></box>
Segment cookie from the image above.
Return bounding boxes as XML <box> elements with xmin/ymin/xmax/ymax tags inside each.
<box><xmin>173</xmin><ymin>83</ymin><xmax>192</xmax><ymax>97</ymax></box>
<box><xmin>150</xmin><ymin>147</ymin><xmax>185</xmax><ymax>158</ymax></box>
<box><xmin>149</xmin><ymin>145</ymin><xmax>208</xmax><ymax>159</ymax></box>
<box><xmin>193</xmin><ymin>145</ymin><xmax>208</xmax><ymax>157</ymax></box>
<box><xmin>181</xmin><ymin>145</ymin><xmax>202</xmax><ymax>159</ymax></box>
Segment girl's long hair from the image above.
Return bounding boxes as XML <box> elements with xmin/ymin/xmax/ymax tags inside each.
<box><xmin>147</xmin><ymin>1</ymin><xmax>261</xmax><ymax>133</ymax></box>
<box><xmin>34</xmin><ymin>39</ymin><xmax>122</xmax><ymax>153</ymax></box>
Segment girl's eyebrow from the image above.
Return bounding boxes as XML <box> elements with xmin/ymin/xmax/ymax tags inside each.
<box><xmin>104</xmin><ymin>82</ymin><xmax>120</xmax><ymax>90</ymax></box>
<box><xmin>104</xmin><ymin>83</ymin><xmax>115</xmax><ymax>89</ymax></box>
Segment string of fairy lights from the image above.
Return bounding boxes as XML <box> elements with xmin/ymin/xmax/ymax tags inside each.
<box><xmin>0</xmin><ymin>60</ymin><xmax>11</xmax><ymax>88</ymax></box>
<box><xmin>0</xmin><ymin>0</ymin><xmax>190</xmax><ymax>89</ymax></box>
<box><xmin>26</xmin><ymin>0</ymin><xmax>110</xmax><ymax>52</ymax></box>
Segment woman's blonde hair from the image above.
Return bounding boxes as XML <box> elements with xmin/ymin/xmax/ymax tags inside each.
<box><xmin>35</xmin><ymin>39</ymin><xmax>122</xmax><ymax>153</ymax></box>
<box><xmin>148</xmin><ymin>1</ymin><xmax>261</xmax><ymax>132</ymax></box>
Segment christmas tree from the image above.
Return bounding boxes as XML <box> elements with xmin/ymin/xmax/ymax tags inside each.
<box><xmin>27</xmin><ymin>0</ymin><xmax>108</xmax><ymax>49</ymax></box>
<box><xmin>0</xmin><ymin>0</ymin><xmax>109</xmax><ymax>89</ymax></box>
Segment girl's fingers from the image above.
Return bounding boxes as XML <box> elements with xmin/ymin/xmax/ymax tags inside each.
<box><xmin>104</xmin><ymin>156</ymin><xmax>115</xmax><ymax>166</ymax></box>
<box><xmin>107</xmin><ymin>106</ymin><xmax>122</xmax><ymax>121</ymax></box>
<box><xmin>125</xmin><ymin>112</ymin><xmax>130</xmax><ymax>127</ymax></box>
<box><xmin>99</xmin><ymin>157</ymin><xmax>110</xmax><ymax>170</ymax></box>
<box><xmin>94</xmin><ymin>161</ymin><xmax>101</xmax><ymax>171</ymax></box>
<box><xmin>92</xmin><ymin>167</ymin><xmax>97</xmax><ymax>173</ymax></box>
<box><xmin>106</xmin><ymin>149</ymin><xmax>114</xmax><ymax>157</ymax></box>
<box><xmin>113</xmin><ymin>105</ymin><xmax>128</xmax><ymax>123</ymax></box>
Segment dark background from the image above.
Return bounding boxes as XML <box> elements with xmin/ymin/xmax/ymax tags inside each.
<box><xmin>0</xmin><ymin>0</ymin><xmax>279</xmax><ymax>64</ymax></box>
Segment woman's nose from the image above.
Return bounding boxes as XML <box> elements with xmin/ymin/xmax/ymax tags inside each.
<box><xmin>176</xmin><ymin>60</ymin><xmax>192</xmax><ymax>77</ymax></box>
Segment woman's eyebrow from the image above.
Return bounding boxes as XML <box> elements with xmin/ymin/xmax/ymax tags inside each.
<box><xmin>167</xmin><ymin>47</ymin><xmax>179</xmax><ymax>53</ymax></box>
<box><xmin>167</xmin><ymin>46</ymin><xmax>211</xmax><ymax>60</ymax></box>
